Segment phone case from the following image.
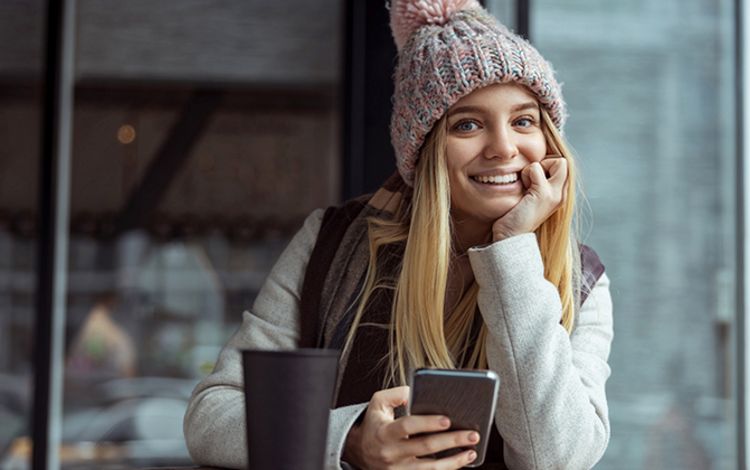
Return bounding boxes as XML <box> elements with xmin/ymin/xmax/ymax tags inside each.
<box><xmin>408</xmin><ymin>368</ymin><xmax>500</xmax><ymax>467</ymax></box>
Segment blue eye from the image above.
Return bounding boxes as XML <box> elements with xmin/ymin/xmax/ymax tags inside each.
<box><xmin>515</xmin><ymin>118</ymin><xmax>532</xmax><ymax>127</ymax></box>
<box><xmin>454</xmin><ymin>120</ymin><xmax>479</xmax><ymax>132</ymax></box>
<box><xmin>514</xmin><ymin>117</ymin><xmax>537</xmax><ymax>128</ymax></box>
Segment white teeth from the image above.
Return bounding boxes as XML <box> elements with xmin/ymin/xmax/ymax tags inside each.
<box><xmin>473</xmin><ymin>173</ymin><xmax>518</xmax><ymax>184</ymax></box>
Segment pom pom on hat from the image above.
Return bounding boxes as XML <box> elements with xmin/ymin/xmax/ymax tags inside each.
<box><xmin>389</xmin><ymin>0</ymin><xmax>482</xmax><ymax>51</ymax></box>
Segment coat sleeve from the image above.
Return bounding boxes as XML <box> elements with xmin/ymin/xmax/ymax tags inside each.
<box><xmin>183</xmin><ymin>208</ymin><xmax>368</xmax><ymax>469</ymax></box>
<box><xmin>468</xmin><ymin>233</ymin><xmax>613</xmax><ymax>470</ymax></box>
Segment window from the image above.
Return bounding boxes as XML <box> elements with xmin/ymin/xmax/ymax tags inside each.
<box><xmin>0</xmin><ymin>2</ymin><xmax>43</xmax><ymax>467</ymax></box>
<box><xmin>0</xmin><ymin>1</ymin><xmax>343</xmax><ymax>467</ymax></box>
<box><xmin>529</xmin><ymin>0</ymin><xmax>738</xmax><ymax>467</ymax></box>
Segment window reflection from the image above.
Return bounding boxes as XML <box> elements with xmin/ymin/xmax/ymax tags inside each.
<box><xmin>0</xmin><ymin>0</ymin><xmax>342</xmax><ymax>466</ymax></box>
<box><xmin>524</xmin><ymin>0</ymin><xmax>738</xmax><ymax>468</ymax></box>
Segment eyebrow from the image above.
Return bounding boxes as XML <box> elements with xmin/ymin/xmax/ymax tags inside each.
<box><xmin>511</xmin><ymin>101</ymin><xmax>540</xmax><ymax>113</ymax></box>
<box><xmin>448</xmin><ymin>101</ymin><xmax>539</xmax><ymax>117</ymax></box>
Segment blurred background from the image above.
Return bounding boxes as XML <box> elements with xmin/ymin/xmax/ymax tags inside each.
<box><xmin>0</xmin><ymin>0</ymin><xmax>740</xmax><ymax>468</ymax></box>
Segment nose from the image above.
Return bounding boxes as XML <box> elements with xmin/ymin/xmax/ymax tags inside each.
<box><xmin>483</xmin><ymin>125</ymin><xmax>518</xmax><ymax>160</ymax></box>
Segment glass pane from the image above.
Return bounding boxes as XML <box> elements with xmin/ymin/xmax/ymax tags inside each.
<box><xmin>529</xmin><ymin>0</ymin><xmax>737</xmax><ymax>468</ymax></box>
<box><xmin>0</xmin><ymin>1</ymin><xmax>43</xmax><ymax>467</ymax></box>
<box><xmin>61</xmin><ymin>1</ymin><xmax>342</xmax><ymax>467</ymax></box>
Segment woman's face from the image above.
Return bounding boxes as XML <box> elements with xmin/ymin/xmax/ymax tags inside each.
<box><xmin>445</xmin><ymin>83</ymin><xmax>548</xmax><ymax>225</ymax></box>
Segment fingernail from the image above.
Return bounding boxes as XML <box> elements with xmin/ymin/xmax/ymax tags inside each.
<box><xmin>468</xmin><ymin>432</ymin><xmax>480</xmax><ymax>443</ymax></box>
<box><xmin>468</xmin><ymin>450</ymin><xmax>477</xmax><ymax>461</ymax></box>
<box><xmin>440</xmin><ymin>417</ymin><xmax>450</xmax><ymax>427</ymax></box>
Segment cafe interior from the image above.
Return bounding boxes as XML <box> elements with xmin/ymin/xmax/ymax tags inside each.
<box><xmin>0</xmin><ymin>0</ymin><xmax>743</xmax><ymax>468</ymax></box>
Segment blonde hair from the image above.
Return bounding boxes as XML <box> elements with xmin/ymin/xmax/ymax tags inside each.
<box><xmin>342</xmin><ymin>107</ymin><xmax>582</xmax><ymax>387</ymax></box>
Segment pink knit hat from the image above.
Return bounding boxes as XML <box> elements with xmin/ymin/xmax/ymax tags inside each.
<box><xmin>389</xmin><ymin>0</ymin><xmax>567</xmax><ymax>185</ymax></box>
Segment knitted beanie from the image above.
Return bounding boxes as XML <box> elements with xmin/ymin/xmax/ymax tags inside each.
<box><xmin>389</xmin><ymin>0</ymin><xmax>567</xmax><ymax>185</ymax></box>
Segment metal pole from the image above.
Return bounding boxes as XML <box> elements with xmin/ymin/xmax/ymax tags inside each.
<box><xmin>342</xmin><ymin>0</ymin><xmax>366</xmax><ymax>200</ymax></box>
<box><xmin>516</xmin><ymin>0</ymin><xmax>530</xmax><ymax>40</ymax></box>
<box><xmin>738</xmin><ymin>0</ymin><xmax>748</xmax><ymax>467</ymax></box>
<box><xmin>31</xmin><ymin>0</ymin><xmax>75</xmax><ymax>468</ymax></box>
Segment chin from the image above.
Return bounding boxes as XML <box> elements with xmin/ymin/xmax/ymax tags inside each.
<box><xmin>481</xmin><ymin>207</ymin><xmax>513</xmax><ymax>222</ymax></box>
<box><xmin>451</xmin><ymin>194</ymin><xmax>519</xmax><ymax>224</ymax></box>
<box><xmin>458</xmin><ymin>205</ymin><xmax>514</xmax><ymax>225</ymax></box>
<box><xmin>479</xmin><ymin>199</ymin><xmax>517</xmax><ymax>220</ymax></box>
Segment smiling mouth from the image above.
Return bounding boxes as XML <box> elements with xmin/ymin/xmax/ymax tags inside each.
<box><xmin>470</xmin><ymin>173</ymin><xmax>520</xmax><ymax>185</ymax></box>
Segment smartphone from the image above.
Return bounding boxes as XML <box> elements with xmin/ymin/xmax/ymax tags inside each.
<box><xmin>408</xmin><ymin>368</ymin><xmax>500</xmax><ymax>467</ymax></box>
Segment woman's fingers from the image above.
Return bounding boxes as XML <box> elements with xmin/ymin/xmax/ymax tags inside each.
<box><xmin>524</xmin><ymin>156</ymin><xmax>566</xmax><ymax>190</ymax></box>
<box><xmin>540</xmin><ymin>156</ymin><xmax>567</xmax><ymax>186</ymax></box>
<box><xmin>384</xmin><ymin>414</ymin><xmax>450</xmax><ymax>441</ymax></box>
<box><xmin>371</xmin><ymin>416</ymin><xmax>477</xmax><ymax>468</ymax></box>
<box><xmin>397</xmin><ymin>429</ymin><xmax>480</xmax><ymax>459</ymax></box>
<box><xmin>542</xmin><ymin>157</ymin><xmax>567</xmax><ymax>206</ymax></box>
<box><xmin>369</xmin><ymin>386</ymin><xmax>410</xmax><ymax>419</ymax></box>
<box><xmin>521</xmin><ymin>163</ymin><xmax>532</xmax><ymax>189</ymax></box>
<box><xmin>410</xmin><ymin>448</ymin><xmax>478</xmax><ymax>469</ymax></box>
<box><xmin>493</xmin><ymin>157</ymin><xmax>568</xmax><ymax>240</ymax></box>
<box><xmin>357</xmin><ymin>386</ymin><xmax>480</xmax><ymax>469</ymax></box>
<box><xmin>531</xmin><ymin>157</ymin><xmax>566</xmax><ymax>205</ymax></box>
<box><xmin>525</xmin><ymin>161</ymin><xmax>547</xmax><ymax>189</ymax></box>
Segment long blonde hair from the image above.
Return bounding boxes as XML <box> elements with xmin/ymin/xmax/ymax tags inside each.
<box><xmin>342</xmin><ymin>107</ymin><xmax>582</xmax><ymax>387</ymax></box>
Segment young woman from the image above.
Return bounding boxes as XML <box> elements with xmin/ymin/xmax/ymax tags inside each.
<box><xmin>184</xmin><ymin>1</ymin><xmax>613</xmax><ymax>469</ymax></box>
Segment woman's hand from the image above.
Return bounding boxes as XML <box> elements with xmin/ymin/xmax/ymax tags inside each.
<box><xmin>492</xmin><ymin>156</ymin><xmax>568</xmax><ymax>242</ymax></box>
<box><xmin>343</xmin><ymin>386</ymin><xmax>479</xmax><ymax>469</ymax></box>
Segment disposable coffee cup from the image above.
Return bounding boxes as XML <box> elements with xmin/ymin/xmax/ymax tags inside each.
<box><xmin>242</xmin><ymin>348</ymin><xmax>339</xmax><ymax>470</ymax></box>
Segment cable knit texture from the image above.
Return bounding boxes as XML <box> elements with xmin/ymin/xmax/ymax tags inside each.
<box><xmin>390</xmin><ymin>1</ymin><xmax>567</xmax><ymax>185</ymax></box>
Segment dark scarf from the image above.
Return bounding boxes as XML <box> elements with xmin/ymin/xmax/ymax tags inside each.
<box><xmin>299</xmin><ymin>173</ymin><xmax>605</xmax><ymax>468</ymax></box>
